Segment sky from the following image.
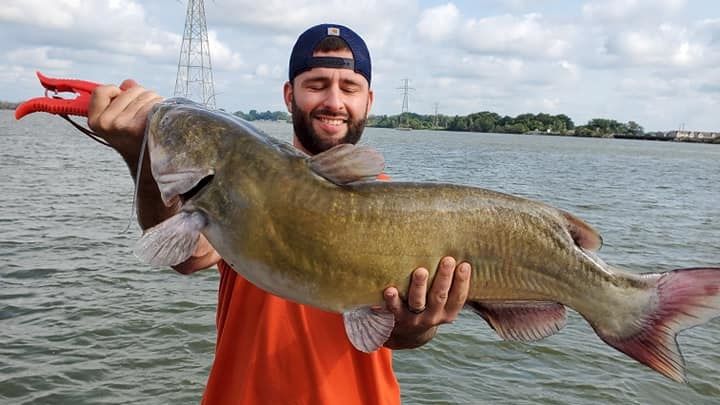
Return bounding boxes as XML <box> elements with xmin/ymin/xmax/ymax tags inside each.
<box><xmin>1</xmin><ymin>0</ymin><xmax>719</xmax><ymax>131</ymax></box>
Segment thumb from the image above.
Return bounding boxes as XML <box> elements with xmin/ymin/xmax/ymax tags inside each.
<box><xmin>119</xmin><ymin>79</ymin><xmax>139</xmax><ymax>91</ymax></box>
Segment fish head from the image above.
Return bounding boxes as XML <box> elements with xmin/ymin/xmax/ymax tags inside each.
<box><xmin>146</xmin><ymin>98</ymin><xmax>227</xmax><ymax>207</ymax></box>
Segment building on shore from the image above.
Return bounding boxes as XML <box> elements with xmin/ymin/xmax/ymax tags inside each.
<box><xmin>618</xmin><ymin>130</ymin><xmax>720</xmax><ymax>143</ymax></box>
<box><xmin>671</xmin><ymin>130</ymin><xmax>720</xmax><ymax>142</ymax></box>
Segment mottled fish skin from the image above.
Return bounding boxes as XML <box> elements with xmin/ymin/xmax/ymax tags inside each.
<box><xmin>147</xmin><ymin>99</ymin><xmax>642</xmax><ymax>331</ymax></box>
<box><xmin>144</xmin><ymin>99</ymin><xmax>720</xmax><ymax>382</ymax></box>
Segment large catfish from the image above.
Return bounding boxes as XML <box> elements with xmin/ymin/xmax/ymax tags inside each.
<box><xmin>137</xmin><ymin>99</ymin><xmax>720</xmax><ymax>383</ymax></box>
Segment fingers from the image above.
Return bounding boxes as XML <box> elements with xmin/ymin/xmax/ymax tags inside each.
<box><xmin>120</xmin><ymin>79</ymin><xmax>139</xmax><ymax>91</ymax></box>
<box><xmin>98</xmin><ymin>85</ymin><xmax>149</xmax><ymax>130</ymax></box>
<box><xmin>407</xmin><ymin>267</ymin><xmax>429</xmax><ymax>312</ymax></box>
<box><xmin>88</xmin><ymin>84</ymin><xmax>123</xmax><ymax>130</ymax></box>
<box><xmin>427</xmin><ymin>256</ymin><xmax>456</xmax><ymax>312</ymax></box>
<box><xmin>383</xmin><ymin>287</ymin><xmax>403</xmax><ymax>317</ymax></box>
<box><xmin>445</xmin><ymin>261</ymin><xmax>471</xmax><ymax>316</ymax></box>
<box><xmin>409</xmin><ymin>257</ymin><xmax>471</xmax><ymax>325</ymax></box>
<box><xmin>123</xmin><ymin>90</ymin><xmax>163</xmax><ymax>132</ymax></box>
<box><xmin>384</xmin><ymin>258</ymin><xmax>472</xmax><ymax>349</ymax></box>
<box><xmin>86</xmin><ymin>79</ymin><xmax>162</xmax><ymax>158</ymax></box>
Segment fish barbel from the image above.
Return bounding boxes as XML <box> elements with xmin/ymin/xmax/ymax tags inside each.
<box><xmin>136</xmin><ymin>99</ymin><xmax>720</xmax><ymax>383</ymax></box>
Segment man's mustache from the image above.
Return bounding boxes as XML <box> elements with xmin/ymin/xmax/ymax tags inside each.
<box><xmin>311</xmin><ymin>109</ymin><xmax>349</xmax><ymax>120</ymax></box>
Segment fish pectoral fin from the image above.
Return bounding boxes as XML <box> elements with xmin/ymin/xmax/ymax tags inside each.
<box><xmin>467</xmin><ymin>301</ymin><xmax>567</xmax><ymax>342</ymax></box>
<box><xmin>134</xmin><ymin>211</ymin><xmax>207</xmax><ymax>267</ymax></box>
<box><xmin>560</xmin><ymin>210</ymin><xmax>603</xmax><ymax>251</ymax></box>
<box><xmin>343</xmin><ymin>307</ymin><xmax>395</xmax><ymax>353</ymax></box>
<box><xmin>309</xmin><ymin>144</ymin><xmax>385</xmax><ymax>185</ymax></box>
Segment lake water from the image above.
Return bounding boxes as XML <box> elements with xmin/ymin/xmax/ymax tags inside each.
<box><xmin>2</xmin><ymin>110</ymin><xmax>719</xmax><ymax>404</ymax></box>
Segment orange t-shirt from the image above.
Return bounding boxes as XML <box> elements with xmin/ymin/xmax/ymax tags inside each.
<box><xmin>201</xmin><ymin>260</ymin><xmax>401</xmax><ymax>405</ymax></box>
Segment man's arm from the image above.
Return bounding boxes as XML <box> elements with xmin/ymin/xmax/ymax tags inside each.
<box><xmin>87</xmin><ymin>81</ymin><xmax>220</xmax><ymax>274</ymax></box>
<box><xmin>383</xmin><ymin>257</ymin><xmax>471</xmax><ymax>349</ymax></box>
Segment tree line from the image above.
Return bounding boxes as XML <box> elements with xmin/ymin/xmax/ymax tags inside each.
<box><xmin>0</xmin><ymin>101</ymin><xmax>19</xmax><ymax>110</ymax></box>
<box><xmin>233</xmin><ymin>109</ymin><xmax>289</xmax><ymax>122</ymax></box>
<box><xmin>368</xmin><ymin>112</ymin><xmax>645</xmax><ymax>137</ymax></box>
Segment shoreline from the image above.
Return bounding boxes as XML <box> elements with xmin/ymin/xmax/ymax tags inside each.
<box><xmin>373</xmin><ymin>126</ymin><xmax>720</xmax><ymax>144</ymax></box>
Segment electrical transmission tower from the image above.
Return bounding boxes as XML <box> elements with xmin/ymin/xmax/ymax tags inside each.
<box><xmin>174</xmin><ymin>0</ymin><xmax>216</xmax><ymax>108</ymax></box>
<box><xmin>397</xmin><ymin>78</ymin><xmax>415</xmax><ymax>114</ymax></box>
<box><xmin>397</xmin><ymin>78</ymin><xmax>415</xmax><ymax>127</ymax></box>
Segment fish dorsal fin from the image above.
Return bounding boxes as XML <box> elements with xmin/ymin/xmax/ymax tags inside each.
<box><xmin>560</xmin><ymin>210</ymin><xmax>603</xmax><ymax>252</ymax></box>
<box><xmin>343</xmin><ymin>307</ymin><xmax>395</xmax><ymax>352</ymax></box>
<box><xmin>467</xmin><ymin>301</ymin><xmax>567</xmax><ymax>342</ymax></box>
<box><xmin>134</xmin><ymin>211</ymin><xmax>207</xmax><ymax>266</ymax></box>
<box><xmin>309</xmin><ymin>144</ymin><xmax>385</xmax><ymax>185</ymax></box>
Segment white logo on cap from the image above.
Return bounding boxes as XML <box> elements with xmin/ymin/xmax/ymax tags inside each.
<box><xmin>327</xmin><ymin>27</ymin><xmax>340</xmax><ymax>36</ymax></box>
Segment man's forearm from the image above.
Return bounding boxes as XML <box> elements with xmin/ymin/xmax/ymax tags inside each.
<box><xmin>123</xmin><ymin>151</ymin><xmax>179</xmax><ymax>231</ymax></box>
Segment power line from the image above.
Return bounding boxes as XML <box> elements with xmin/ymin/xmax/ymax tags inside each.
<box><xmin>174</xmin><ymin>0</ymin><xmax>216</xmax><ymax>108</ymax></box>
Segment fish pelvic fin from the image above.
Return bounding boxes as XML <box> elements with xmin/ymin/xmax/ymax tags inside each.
<box><xmin>309</xmin><ymin>144</ymin><xmax>385</xmax><ymax>185</ymax></box>
<box><xmin>467</xmin><ymin>301</ymin><xmax>567</xmax><ymax>342</ymax></box>
<box><xmin>595</xmin><ymin>267</ymin><xmax>720</xmax><ymax>383</ymax></box>
<box><xmin>343</xmin><ymin>307</ymin><xmax>395</xmax><ymax>353</ymax></box>
<box><xmin>134</xmin><ymin>211</ymin><xmax>207</xmax><ymax>267</ymax></box>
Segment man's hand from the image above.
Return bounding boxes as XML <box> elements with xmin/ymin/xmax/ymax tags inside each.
<box><xmin>87</xmin><ymin>80</ymin><xmax>163</xmax><ymax>161</ymax></box>
<box><xmin>87</xmin><ymin>80</ymin><xmax>175</xmax><ymax>233</ymax></box>
<box><xmin>382</xmin><ymin>256</ymin><xmax>471</xmax><ymax>349</ymax></box>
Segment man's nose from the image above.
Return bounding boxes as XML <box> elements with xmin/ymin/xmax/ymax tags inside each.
<box><xmin>322</xmin><ymin>86</ymin><xmax>345</xmax><ymax>111</ymax></box>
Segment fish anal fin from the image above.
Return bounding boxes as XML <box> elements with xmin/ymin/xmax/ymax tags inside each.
<box><xmin>309</xmin><ymin>144</ymin><xmax>385</xmax><ymax>185</ymax></box>
<box><xmin>468</xmin><ymin>301</ymin><xmax>567</xmax><ymax>342</ymax></box>
<box><xmin>560</xmin><ymin>210</ymin><xmax>603</xmax><ymax>251</ymax></box>
<box><xmin>343</xmin><ymin>307</ymin><xmax>395</xmax><ymax>353</ymax></box>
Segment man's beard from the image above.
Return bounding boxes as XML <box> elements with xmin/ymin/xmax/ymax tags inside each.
<box><xmin>291</xmin><ymin>97</ymin><xmax>367</xmax><ymax>155</ymax></box>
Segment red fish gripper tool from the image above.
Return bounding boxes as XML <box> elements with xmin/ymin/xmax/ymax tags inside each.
<box><xmin>15</xmin><ymin>71</ymin><xmax>101</xmax><ymax>120</ymax></box>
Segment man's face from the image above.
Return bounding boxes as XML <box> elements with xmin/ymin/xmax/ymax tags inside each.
<box><xmin>284</xmin><ymin>49</ymin><xmax>374</xmax><ymax>155</ymax></box>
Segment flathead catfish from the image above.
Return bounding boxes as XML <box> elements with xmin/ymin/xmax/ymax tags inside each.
<box><xmin>136</xmin><ymin>99</ymin><xmax>720</xmax><ymax>383</ymax></box>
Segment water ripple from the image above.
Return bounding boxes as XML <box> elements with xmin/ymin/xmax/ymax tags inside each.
<box><xmin>2</xmin><ymin>116</ymin><xmax>719</xmax><ymax>404</ymax></box>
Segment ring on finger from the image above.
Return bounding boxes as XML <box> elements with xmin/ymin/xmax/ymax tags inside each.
<box><xmin>408</xmin><ymin>306</ymin><xmax>426</xmax><ymax>314</ymax></box>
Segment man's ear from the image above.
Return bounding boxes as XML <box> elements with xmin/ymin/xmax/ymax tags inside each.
<box><xmin>283</xmin><ymin>81</ymin><xmax>293</xmax><ymax>113</ymax></box>
<box><xmin>365</xmin><ymin>88</ymin><xmax>374</xmax><ymax>118</ymax></box>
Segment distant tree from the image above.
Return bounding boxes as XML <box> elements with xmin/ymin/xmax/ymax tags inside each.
<box><xmin>233</xmin><ymin>110</ymin><xmax>289</xmax><ymax>122</ymax></box>
<box><xmin>627</xmin><ymin>121</ymin><xmax>644</xmax><ymax>136</ymax></box>
<box><xmin>0</xmin><ymin>101</ymin><xmax>20</xmax><ymax>110</ymax></box>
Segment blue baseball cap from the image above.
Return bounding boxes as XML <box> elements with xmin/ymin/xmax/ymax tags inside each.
<box><xmin>289</xmin><ymin>23</ymin><xmax>372</xmax><ymax>85</ymax></box>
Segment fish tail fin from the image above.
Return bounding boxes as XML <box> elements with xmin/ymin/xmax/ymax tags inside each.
<box><xmin>595</xmin><ymin>267</ymin><xmax>720</xmax><ymax>383</ymax></box>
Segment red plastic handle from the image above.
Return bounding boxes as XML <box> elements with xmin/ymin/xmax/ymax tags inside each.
<box><xmin>15</xmin><ymin>71</ymin><xmax>101</xmax><ymax>120</ymax></box>
<box><xmin>36</xmin><ymin>71</ymin><xmax>100</xmax><ymax>94</ymax></box>
<box><xmin>15</xmin><ymin>95</ymin><xmax>93</xmax><ymax>119</ymax></box>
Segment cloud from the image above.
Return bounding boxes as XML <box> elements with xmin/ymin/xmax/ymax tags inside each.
<box><xmin>6</xmin><ymin>47</ymin><xmax>73</xmax><ymax>70</ymax></box>
<box><xmin>460</xmin><ymin>13</ymin><xmax>572</xmax><ymax>58</ymax></box>
<box><xmin>582</xmin><ymin>0</ymin><xmax>686</xmax><ymax>23</ymax></box>
<box><xmin>601</xmin><ymin>23</ymin><xmax>711</xmax><ymax>68</ymax></box>
<box><xmin>417</xmin><ymin>3</ymin><xmax>461</xmax><ymax>42</ymax></box>
<box><xmin>207</xmin><ymin>0</ymin><xmax>416</xmax><ymax>48</ymax></box>
<box><xmin>0</xmin><ymin>0</ymin><xmax>146</xmax><ymax>30</ymax></box>
<box><xmin>416</xmin><ymin>7</ymin><xmax>574</xmax><ymax>60</ymax></box>
<box><xmin>208</xmin><ymin>31</ymin><xmax>245</xmax><ymax>71</ymax></box>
